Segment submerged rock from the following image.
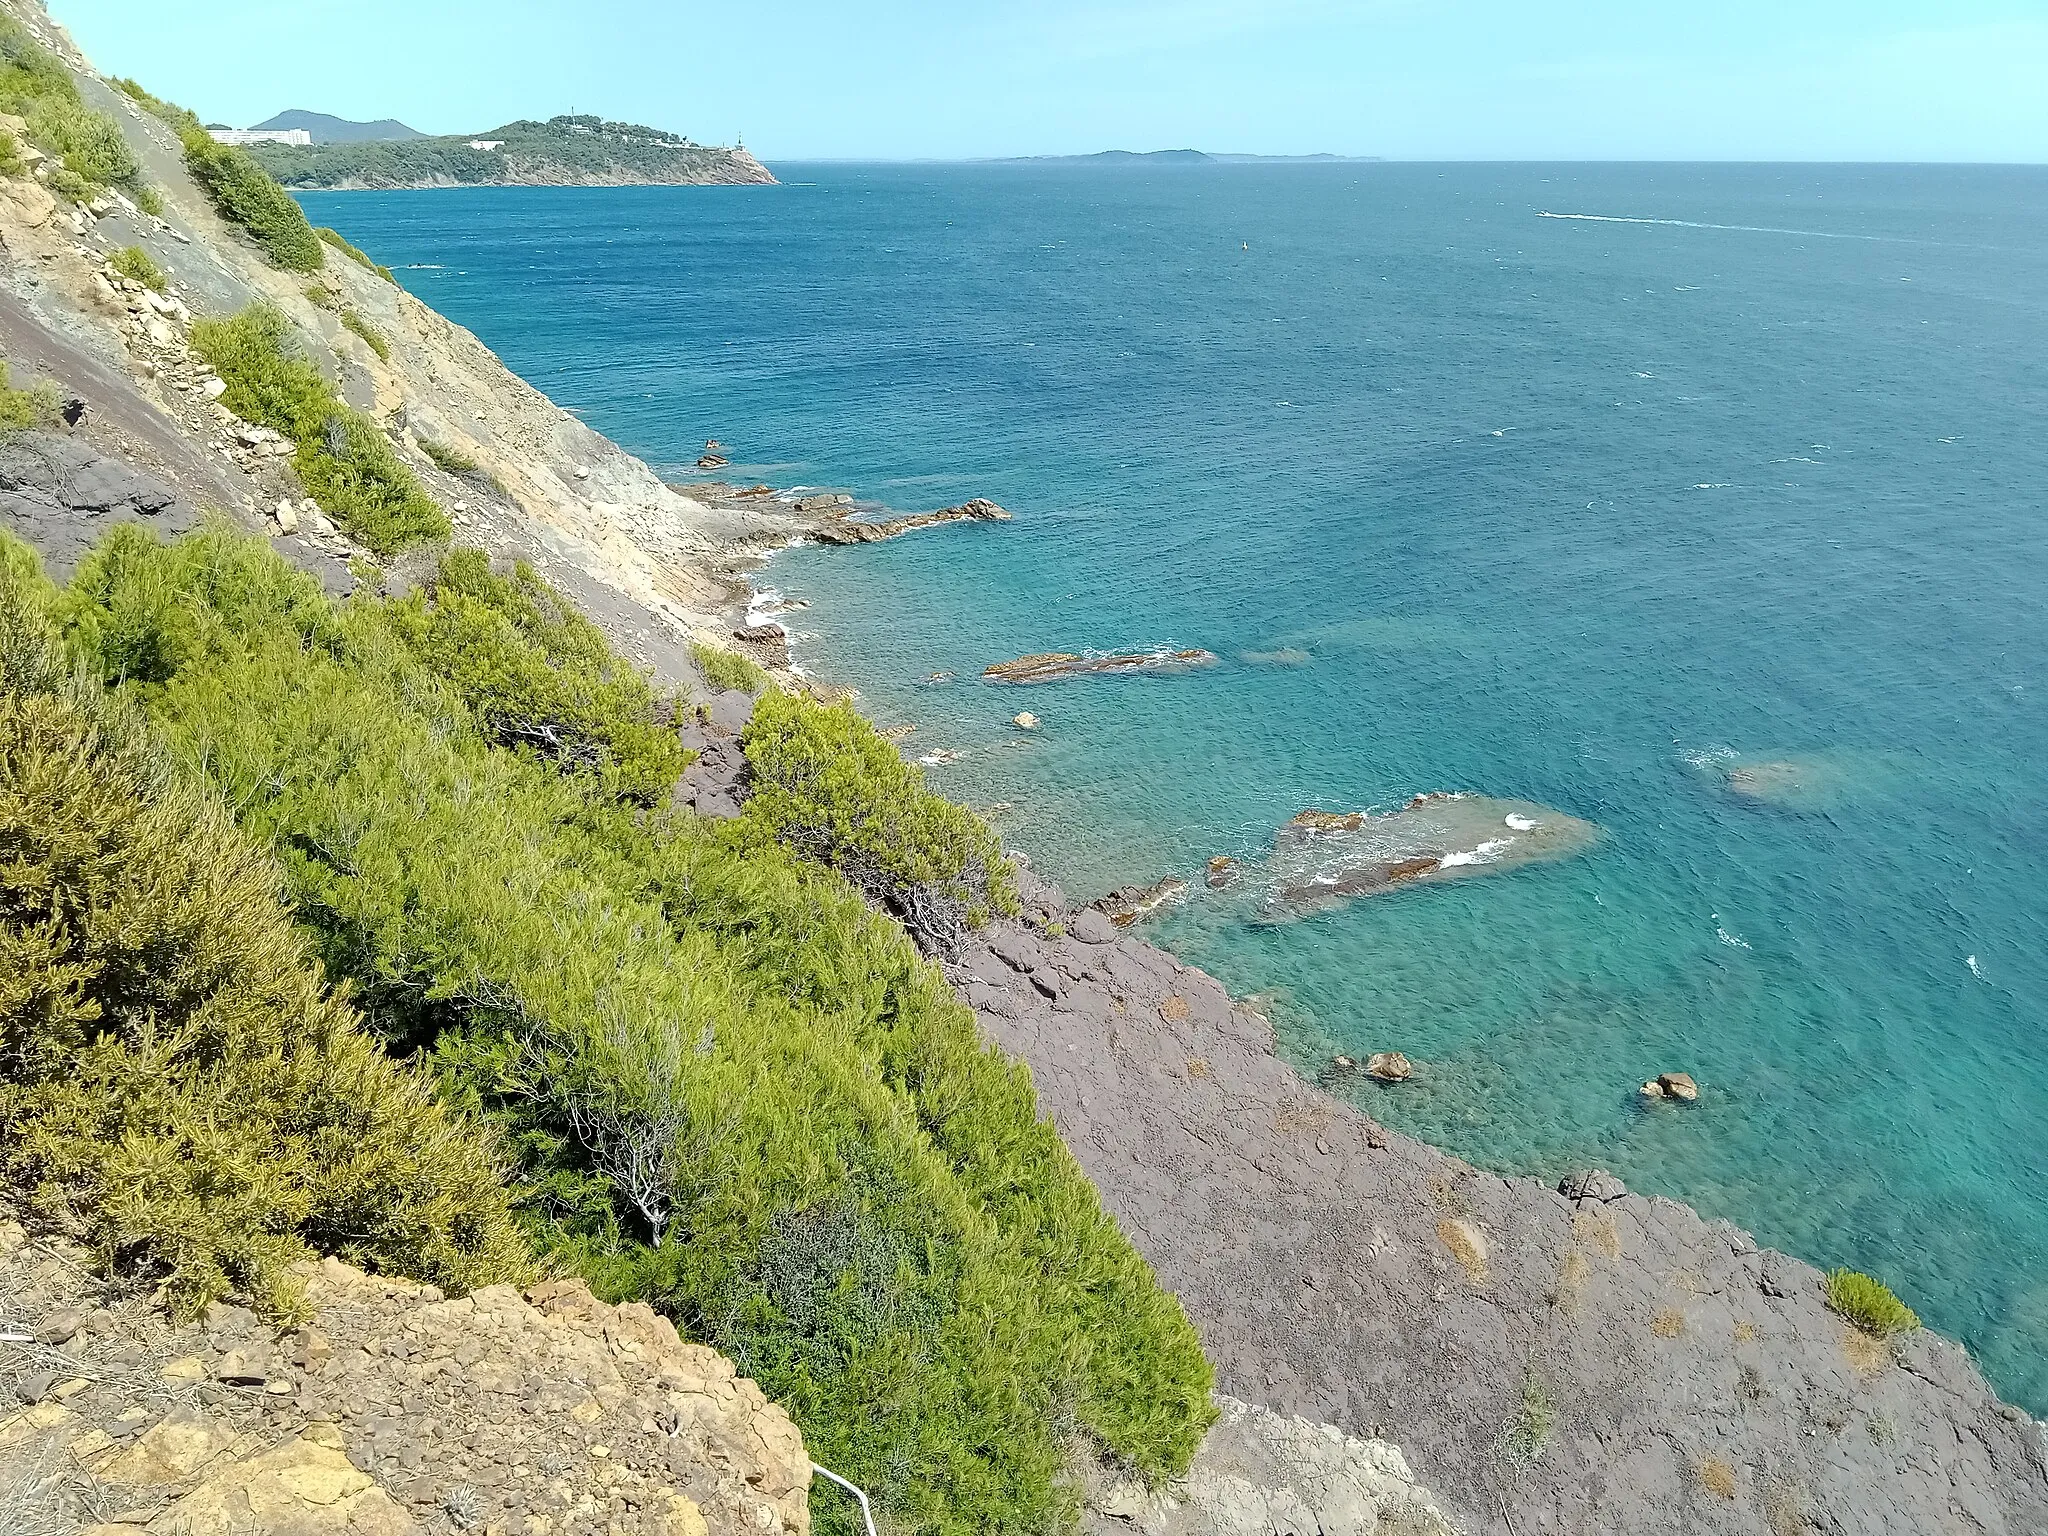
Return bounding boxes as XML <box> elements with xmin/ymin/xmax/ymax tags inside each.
<box><xmin>983</xmin><ymin>648</ymin><xmax>1219</xmax><ymax>684</ymax></box>
<box><xmin>1206</xmin><ymin>855</ymin><xmax>1240</xmax><ymax>889</ymax></box>
<box><xmin>1248</xmin><ymin>794</ymin><xmax>1599</xmax><ymax>918</ymax></box>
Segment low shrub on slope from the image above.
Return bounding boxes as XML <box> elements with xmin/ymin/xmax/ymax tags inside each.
<box><xmin>112</xmin><ymin>74</ymin><xmax>325</xmax><ymax>272</ymax></box>
<box><xmin>189</xmin><ymin>304</ymin><xmax>447</xmax><ymax>553</ymax></box>
<box><xmin>0</xmin><ymin>538</ymin><xmax>529</xmax><ymax>1319</ymax></box>
<box><xmin>42</xmin><ymin>525</ymin><xmax>1213</xmax><ymax>1534</ymax></box>
<box><xmin>0</xmin><ymin>16</ymin><xmax>146</xmax><ymax>202</ymax></box>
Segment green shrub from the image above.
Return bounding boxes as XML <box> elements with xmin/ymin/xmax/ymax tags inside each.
<box><xmin>112</xmin><ymin>76</ymin><xmax>202</xmax><ymax>135</ymax></box>
<box><xmin>0</xmin><ymin>540</ymin><xmax>531</xmax><ymax>1320</ymax></box>
<box><xmin>0</xmin><ymin>17</ymin><xmax>142</xmax><ymax>197</ymax></box>
<box><xmin>690</xmin><ymin>639</ymin><xmax>768</xmax><ymax>695</ymax></box>
<box><xmin>181</xmin><ymin>129</ymin><xmax>323</xmax><ymax>271</ymax></box>
<box><xmin>0</xmin><ymin>361</ymin><xmax>60</xmax><ymax>432</ymax></box>
<box><xmin>382</xmin><ymin>546</ymin><xmax>688</xmax><ymax>803</ymax></box>
<box><xmin>743</xmin><ymin>689</ymin><xmax>1017</xmax><ymax>955</ymax></box>
<box><xmin>133</xmin><ymin>183</ymin><xmax>164</xmax><ymax>218</ymax></box>
<box><xmin>50</xmin><ymin>524</ymin><xmax>1214</xmax><ymax>1535</ymax></box>
<box><xmin>315</xmin><ymin>224</ymin><xmax>396</xmax><ymax>282</ymax></box>
<box><xmin>109</xmin><ymin>243</ymin><xmax>165</xmax><ymax>291</ymax></box>
<box><xmin>1827</xmin><ymin>1269</ymin><xmax>1920</xmax><ymax>1337</ymax></box>
<box><xmin>0</xmin><ymin>127</ymin><xmax>22</xmax><ymax>179</ymax></box>
<box><xmin>189</xmin><ymin>304</ymin><xmax>446</xmax><ymax>554</ymax></box>
<box><xmin>341</xmin><ymin>308</ymin><xmax>390</xmax><ymax>362</ymax></box>
<box><xmin>418</xmin><ymin>436</ymin><xmax>478</xmax><ymax>475</ymax></box>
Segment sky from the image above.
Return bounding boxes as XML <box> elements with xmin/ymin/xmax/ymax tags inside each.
<box><xmin>47</xmin><ymin>1</ymin><xmax>2048</xmax><ymax>162</ymax></box>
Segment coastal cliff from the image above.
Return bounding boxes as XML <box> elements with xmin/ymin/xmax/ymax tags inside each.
<box><xmin>0</xmin><ymin>3</ymin><xmax>2044</xmax><ymax>1533</ymax></box>
<box><xmin>250</xmin><ymin>117</ymin><xmax>777</xmax><ymax>191</ymax></box>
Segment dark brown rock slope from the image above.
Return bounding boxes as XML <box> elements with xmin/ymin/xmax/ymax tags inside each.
<box><xmin>953</xmin><ymin>875</ymin><xmax>2048</xmax><ymax>1536</ymax></box>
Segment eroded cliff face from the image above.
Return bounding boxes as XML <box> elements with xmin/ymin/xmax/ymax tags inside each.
<box><xmin>0</xmin><ymin>0</ymin><xmax>791</xmax><ymax>672</ymax></box>
<box><xmin>0</xmin><ymin>1213</ymin><xmax>812</xmax><ymax>1536</ymax></box>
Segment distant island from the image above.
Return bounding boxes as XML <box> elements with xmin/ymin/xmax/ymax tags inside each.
<box><xmin>985</xmin><ymin>149</ymin><xmax>1380</xmax><ymax>165</ymax></box>
<box><xmin>246</xmin><ymin>112</ymin><xmax>775</xmax><ymax>189</ymax></box>
<box><xmin>251</xmin><ymin>109</ymin><xmax>426</xmax><ymax>144</ymax></box>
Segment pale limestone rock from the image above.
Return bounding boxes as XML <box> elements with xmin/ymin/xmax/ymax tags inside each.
<box><xmin>154</xmin><ymin>1435</ymin><xmax>416</xmax><ymax>1536</ymax></box>
<box><xmin>97</xmin><ymin>1407</ymin><xmax>234</xmax><ymax>1486</ymax></box>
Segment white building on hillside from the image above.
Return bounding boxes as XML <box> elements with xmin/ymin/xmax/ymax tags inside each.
<box><xmin>469</xmin><ymin>140</ymin><xmax>506</xmax><ymax>151</ymax></box>
<box><xmin>207</xmin><ymin>128</ymin><xmax>313</xmax><ymax>147</ymax></box>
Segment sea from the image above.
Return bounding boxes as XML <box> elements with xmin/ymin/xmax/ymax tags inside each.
<box><xmin>303</xmin><ymin>161</ymin><xmax>2048</xmax><ymax>1410</ymax></box>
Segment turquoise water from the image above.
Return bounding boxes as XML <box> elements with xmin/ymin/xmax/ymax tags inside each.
<box><xmin>305</xmin><ymin>163</ymin><xmax>2048</xmax><ymax>1407</ymax></box>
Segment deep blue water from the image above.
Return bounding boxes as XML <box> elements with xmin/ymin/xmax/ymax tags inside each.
<box><xmin>304</xmin><ymin>163</ymin><xmax>2048</xmax><ymax>1408</ymax></box>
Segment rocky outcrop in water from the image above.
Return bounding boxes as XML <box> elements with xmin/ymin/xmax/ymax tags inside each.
<box><xmin>1248</xmin><ymin>795</ymin><xmax>1599</xmax><ymax>917</ymax></box>
<box><xmin>983</xmin><ymin>649</ymin><xmax>1219</xmax><ymax>684</ymax></box>
<box><xmin>812</xmin><ymin>497</ymin><xmax>1011</xmax><ymax>544</ymax></box>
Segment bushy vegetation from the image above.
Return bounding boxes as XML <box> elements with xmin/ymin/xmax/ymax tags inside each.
<box><xmin>113</xmin><ymin>75</ymin><xmax>326</xmax><ymax>271</ymax></box>
<box><xmin>315</xmin><ymin>224</ymin><xmax>396</xmax><ymax>282</ymax></box>
<box><xmin>0</xmin><ymin>17</ymin><xmax>145</xmax><ymax>200</ymax></box>
<box><xmin>341</xmin><ymin>308</ymin><xmax>391</xmax><ymax>362</ymax></box>
<box><xmin>744</xmin><ymin>689</ymin><xmax>1017</xmax><ymax>955</ymax></box>
<box><xmin>36</xmin><ymin>522</ymin><xmax>1212</xmax><ymax>1534</ymax></box>
<box><xmin>690</xmin><ymin>638</ymin><xmax>768</xmax><ymax>695</ymax></box>
<box><xmin>0</xmin><ymin>360</ymin><xmax>60</xmax><ymax>432</ymax></box>
<box><xmin>189</xmin><ymin>304</ymin><xmax>446</xmax><ymax>554</ymax></box>
<box><xmin>0</xmin><ymin>539</ymin><xmax>530</xmax><ymax>1320</ymax></box>
<box><xmin>383</xmin><ymin>547</ymin><xmax>688</xmax><ymax>802</ymax></box>
<box><xmin>183</xmin><ymin>132</ymin><xmax>325</xmax><ymax>271</ymax></box>
<box><xmin>108</xmin><ymin>243</ymin><xmax>165</xmax><ymax>291</ymax></box>
<box><xmin>1827</xmin><ymin>1268</ymin><xmax>1920</xmax><ymax>1337</ymax></box>
<box><xmin>251</xmin><ymin>114</ymin><xmax>755</xmax><ymax>190</ymax></box>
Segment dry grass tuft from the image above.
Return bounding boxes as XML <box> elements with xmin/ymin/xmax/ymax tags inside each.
<box><xmin>1839</xmin><ymin>1324</ymin><xmax>1893</xmax><ymax>1377</ymax></box>
<box><xmin>1571</xmin><ymin>1208</ymin><xmax>1621</xmax><ymax>1260</ymax></box>
<box><xmin>1158</xmin><ymin>995</ymin><xmax>1190</xmax><ymax>1022</ymax></box>
<box><xmin>1652</xmin><ymin>1306</ymin><xmax>1686</xmax><ymax>1339</ymax></box>
<box><xmin>1734</xmin><ymin>1320</ymin><xmax>1761</xmax><ymax>1344</ymax></box>
<box><xmin>1699</xmin><ymin>1457</ymin><xmax>1738</xmax><ymax>1499</ymax></box>
<box><xmin>1437</xmin><ymin>1218</ymin><xmax>1489</xmax><ymax>1285</ymax></box>
<box><xmin>1552</xmin><ymin>1249</ymin><xmax>1591</xmax><ymax>1315</ymax></box>
<box><xmin>1184</xmin><ymin>1056</ymin><xmax>1210</xmax><ymax>1080</ymax></box>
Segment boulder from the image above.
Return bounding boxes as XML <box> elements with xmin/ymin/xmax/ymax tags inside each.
<box><xmin>1558</xmin><ymin>1169</ymin><xmax>1627</xmax><ymax>1204</ymax></box>
<box><xmin>1012</xmin><ymin>711</ymin><xmax>1040</xmax><ymax>730</ymax></box>
<box><xmin>1365</xmin><ymin>1051</ymin><xmax>1412</xmax><ymax>1083</ymax></box>
<box><xmin>1640</xmin><ymin>1072</ymin><xmax>1700</xmax><ymax>1103</ymax></box>
<box><xmin>273</xmin><ymin>500</ymin><xmax>299</xmax><ymax>534</ymax></box>
<box><xmin>1070</xmin><ymin>908</ymin><xmax>1119</xmax><ymax>945</ymax></box>
<box><xmin>1206</xmin><ymin>855</ymin><xmax>1239</xmax><ymax>889</ymax></box>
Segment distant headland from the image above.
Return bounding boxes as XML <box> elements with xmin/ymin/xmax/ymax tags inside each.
<box><xmin>243</xmin><ymin>110</ymin><xmax>775</xmax><ymax>189</ymax></box>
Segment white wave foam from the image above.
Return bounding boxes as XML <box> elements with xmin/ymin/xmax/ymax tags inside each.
<box><xmin>1439</xmin><ymin>837</ymin><xmax>1513</xmax><ymax>869</ymax></box>
<box><xmin>1717</xmin><ymin>927</ymin><xmax>1751</xmax><ymax>950</ymax></box>
<box><xmin>1539</xmin><ymin>211</ymin><xmax>1901</xmax><ymax>244</ymax></box>
<box><xmin>1968</xmin><ymin>954</ymin><xmax>1984</xmax><ymax>980</ymax></box>
<box><xmin>1504</xmin><ymin>814</ymin><xmax>1538</xmax><ymax>832</ymax></box>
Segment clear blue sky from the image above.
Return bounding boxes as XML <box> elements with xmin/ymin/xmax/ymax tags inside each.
<box><xmin>49</xmin><ymin>1</ymin><xmax>2048</xmax><ymax>162</ymax></box>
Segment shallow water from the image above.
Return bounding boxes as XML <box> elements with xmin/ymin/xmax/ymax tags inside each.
<box><xmin>306</xmin><ymin>162</ymin><xmax>2048</xmax><ymax>1407</ymax></box>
